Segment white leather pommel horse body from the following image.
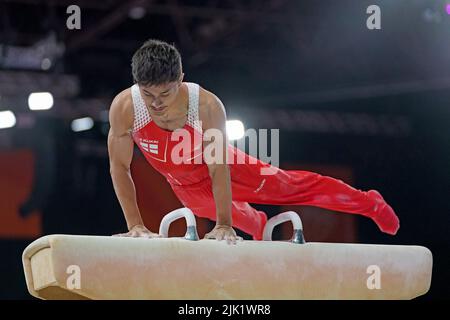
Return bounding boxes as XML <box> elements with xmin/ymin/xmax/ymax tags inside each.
<box><xmin>22</xmin><ymin>208</ymin><xmax>432</xmax><ymax>300</ymax></box>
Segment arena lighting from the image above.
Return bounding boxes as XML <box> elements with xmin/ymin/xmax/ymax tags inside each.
<box><xmin>129</xmin><ymin>6</ymin><xmax>146</xmax><ymax>19</ymax></box>
<box><xmin>28</xmin><ymin>92</ymin><xmax>54</xmax><ymax>110</ymax></box>
<box><xmin>226</xmin><ymin>120</ymin><xmax>245</xmax><ymax>140</ymax></box>
<box><xmin>0</xmin><ymin>110</ymin><xmax>17</xmax><ymax>129</ymax></box>
<box><xmin>40</xmin><ymin>58</ymin><xmax>52</xmax><ymax>70</ymax></box>
<box><xmin>71</xmin><ymin>117</ymin><xmax>94</xmax><ymax>132</ymax></box>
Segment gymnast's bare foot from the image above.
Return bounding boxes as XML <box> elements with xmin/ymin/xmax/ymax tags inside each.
<box><xmin>113</xmin><ymin>224</ymin><xmax>162</xmax><ymax>238</ymax></box>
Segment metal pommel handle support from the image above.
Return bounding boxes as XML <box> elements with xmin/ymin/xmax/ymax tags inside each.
<box><xmin>159</xmin><ymin>207</ymin><xmax>199</xmax><ymax>241</ymax></box>
<box><xmin>262</xmin><ymin>211</ymin><xmax>306</xmax><ymax>244</ymax></box>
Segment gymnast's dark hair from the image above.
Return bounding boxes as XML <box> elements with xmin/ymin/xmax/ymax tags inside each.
<box><xmin>131</xmin><ymin>39</ymin><xmax>182</xmax><ymax>86</ymax></box>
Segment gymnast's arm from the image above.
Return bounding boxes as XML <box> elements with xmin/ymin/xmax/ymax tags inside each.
<box><xmin>107</xmin><ymin>91</ymin><xmax>161</xmax><ymax>238</ymax></box>
<box><xmin>202</xmin><ymin>92</ymin><xmax>241</xmax><ymax>243</ymax></box>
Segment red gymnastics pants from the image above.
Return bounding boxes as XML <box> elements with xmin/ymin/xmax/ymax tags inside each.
<box><xmin>170</xmin><ymin>157</ymin><xmax>399</xmax><ymax>240</ymax></box>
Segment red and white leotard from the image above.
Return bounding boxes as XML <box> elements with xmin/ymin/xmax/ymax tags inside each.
<box><xmin>130</xmin><ymin>82</ymin><xmax>399</xmax><ymax>239</ymax></box>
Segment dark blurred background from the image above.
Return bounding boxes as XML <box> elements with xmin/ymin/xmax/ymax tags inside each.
<box><xmin>0</xmin><ymin>0</ymin><xmax>449</xmax><ymax>299</ymax></box>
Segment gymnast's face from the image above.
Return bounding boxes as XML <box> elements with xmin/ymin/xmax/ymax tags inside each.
<box><xmin>139</xmin><ymin>75</ymin><xmax>184</xmax><ymax>115</ymax></box>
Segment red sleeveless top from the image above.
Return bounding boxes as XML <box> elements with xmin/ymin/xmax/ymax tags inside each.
<box><xmin>130</xmin><ymin>82</ymin><xmax>211</xmax><ymax>186</ymax></box>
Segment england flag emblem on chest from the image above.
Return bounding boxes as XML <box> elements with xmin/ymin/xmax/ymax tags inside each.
<box><xmin>139</xmin><ymin>137</ymin><xmax>167</xmax><ymax>162</ymax></box>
